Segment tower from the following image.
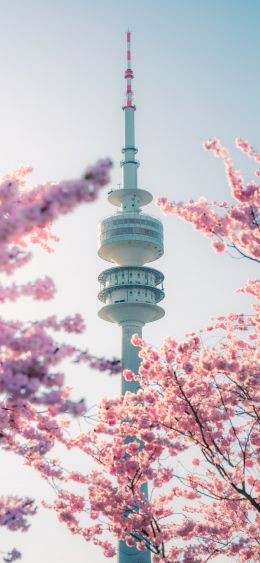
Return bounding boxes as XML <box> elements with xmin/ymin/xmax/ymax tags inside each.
<box><xmin>97</xmin><ymin>31</ymin><xmax>165</xmax><ymax>562</ymax></box>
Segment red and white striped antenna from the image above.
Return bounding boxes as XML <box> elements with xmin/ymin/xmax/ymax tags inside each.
<box><xmin>124</xmin><ymin>29</ymin><xmax>135</xmax><ymax>108</ymax></box>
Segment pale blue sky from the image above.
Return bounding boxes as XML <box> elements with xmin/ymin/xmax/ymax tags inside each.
<box><xmin>0</xmin><ymin>1</ymin><xmax>259</xmax><ymax>561</ymax></box>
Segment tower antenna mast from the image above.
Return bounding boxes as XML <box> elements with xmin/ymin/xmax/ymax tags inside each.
<box><xmin>125</xmin><ymin>29</ymin><xmax>134</xmax><ymax>108</ymax></box>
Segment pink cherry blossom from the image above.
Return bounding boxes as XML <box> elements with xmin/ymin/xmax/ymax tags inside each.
<box><xmin>212</xmin><ymin>240</ymin><xmax>226</xmax><ymax>253</ymax></box>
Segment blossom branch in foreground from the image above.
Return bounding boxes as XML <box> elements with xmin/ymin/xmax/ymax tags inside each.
<box><xmin>0</xmin><ymin>158</ymin><xmax>123</xmax><ymax>560</ymax></box>
<box><xmin>0</xmin><ymin>159</ymin><xmax>112</xmax><ymax>274</ymax></box>
<box><xmin>157</xmin><ymin>138</ymin><xmax>260</xmax><ymax>262</ymax></box>
<box><xmin>0</xmin><ymin>158</ymin><xmax>118</xmax><ymax>437</ymax></box>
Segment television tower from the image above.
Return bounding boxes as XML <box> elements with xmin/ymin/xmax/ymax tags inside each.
<box><xmin>97</xmin><ymin>31</ymin><xmax>165</xmax><ymax>563</ymax></box>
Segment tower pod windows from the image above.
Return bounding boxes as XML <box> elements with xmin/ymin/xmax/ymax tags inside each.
<box><xmin>98</xmin><ymin>266</ymin><xmax>164</xmax><ymax>310</ymax></box>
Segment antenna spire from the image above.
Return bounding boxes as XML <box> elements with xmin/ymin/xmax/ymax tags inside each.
<box><xmin>124</xmin><ymin>29</ymin><xmax>135</xmax><ymax>108</ymax></box>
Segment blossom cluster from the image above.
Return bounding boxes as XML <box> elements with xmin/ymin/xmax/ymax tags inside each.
<box><xmin>0</xmin><ymin>497</ymin><xmax>36</xmax><ymax>562</ymax></box>
<box><xmin>0</xmin><ymin>159</ymin><xmax>112</xmax><ymax>274</ymax></box>
<box><xmin>0</xmin><ymin>277</ymin><xmax>56</xmax><ymax>303</ymax></box>
<box><xmin>0</xmin><ymin>497</ymin><xmax>36</xmax><ymax>532</ymax></box>
<box><xmin>157</xmin><ymin>138</ymin><xmax>260</xmax><ymax>262</ymax></box>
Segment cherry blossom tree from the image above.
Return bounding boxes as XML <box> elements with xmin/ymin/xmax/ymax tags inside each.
<box><xmin>41</xmin><ymin>140</ymin><xmax>259</xmax><ymax>562</ymax></box>
<box><xmin>46</xmin><ymin>282</ymin><xmax>259</xmax><ymax>561</ymax></box>
<box><xmin>0</xmin><ymin>159</ymin><xmax>122</xmax><ymax>560</ymax></box>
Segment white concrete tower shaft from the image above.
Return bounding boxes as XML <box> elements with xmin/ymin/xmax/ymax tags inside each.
<box><xmin>98</xmin><ymin>31</ymin><xmax>165</xmax><ymax>563</ymax></box>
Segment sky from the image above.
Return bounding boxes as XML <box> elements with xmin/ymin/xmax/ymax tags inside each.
<box><xmin>0</xmin><ymin>0</ymin><xmax>259</xmax><ymax>561</ymax></box>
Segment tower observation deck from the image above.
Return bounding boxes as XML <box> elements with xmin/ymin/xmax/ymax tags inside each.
<box><xmin>97</xmin><ymin>31</ymin><xmax>165</xmax><ymax>563</ymax></box>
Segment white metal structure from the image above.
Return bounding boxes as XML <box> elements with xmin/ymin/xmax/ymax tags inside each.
<box><xmin>97</xmin><ymin>31</ymin><xmax>165</xmax><ymax>563</ymax></box>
